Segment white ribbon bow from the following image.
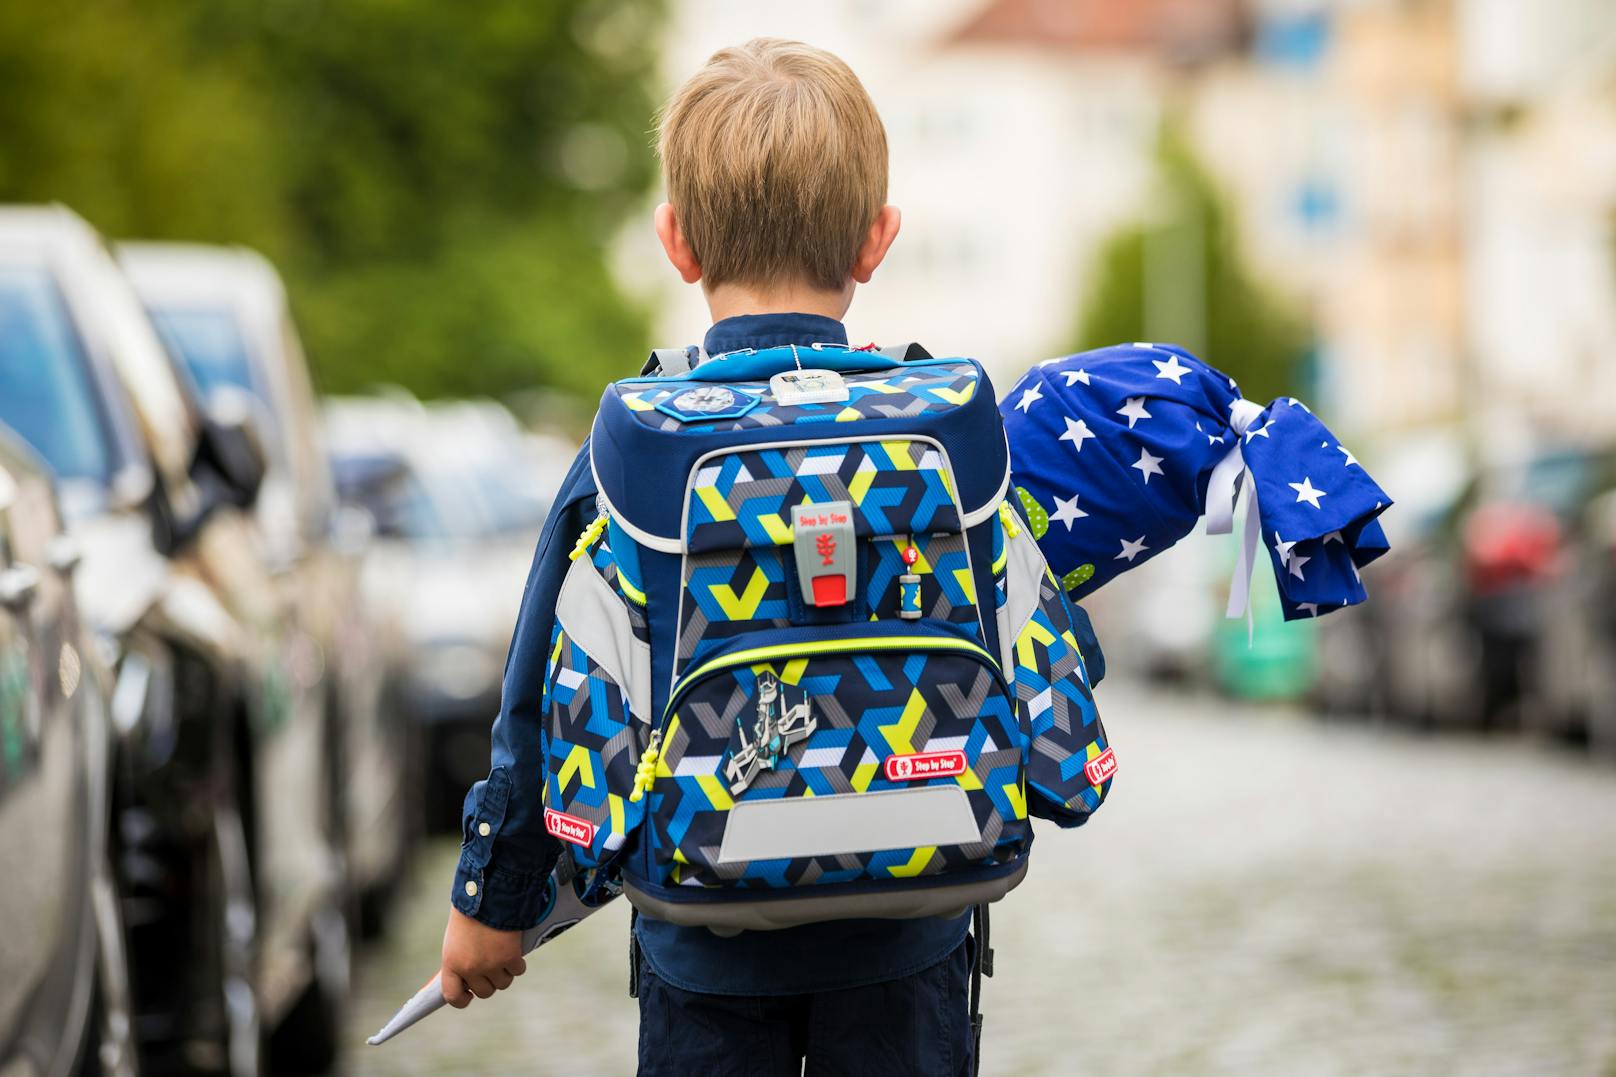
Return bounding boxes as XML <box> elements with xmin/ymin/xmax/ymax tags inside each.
<box><xmin>1205</xmin><ymin>398</ymin><xmax>1267</xmax><ymax>635</ymax></box>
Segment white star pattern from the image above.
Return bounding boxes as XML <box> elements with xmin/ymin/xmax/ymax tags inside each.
<box><xmin>1297</xmin><ymin>602</ymin><xmax>1319</xmax><ymax>617</ymax></box>
<box><xmin>1059</xmin><ymin>416</ymin><xmax>1096</xmax><ymax>452</ymax></box>
<box><xmin>1116</xmin><ymin>536</ymin><xmax>1148</xmax><ymax>562</ymax></box>
<box><xmin>1152</xmin><ymin>354</ymin><xmax>1192</xmax><ymax>385</ymax></box>
<box><xmin>1338</xmin><ymin>444</ymin><xmax>1359</xmax><ymax>468</ymax></box>
<box><xmin>1117</xmin><ymin>397</ymin><xmax>1152</xmax><ymax>428</ymax></box>
<box><xmin>1014</xmin><ymin>384</ymin><xmax>1043</xmax><ymax>412</ymax></box>
<box><xmin>1245</xmin><ymin>423</ymin><xmax>1271</xmax><ymax>444</ymax></box>
<box><xmin>1131</xmin><ymin>447</ymin><xmax>1165</xmax><ymax>484</ymax></box>
<box><xmin>1287</xmin><ymin>549</ymin><xmax>1311</xmax><ymax>580</ymax></box>
<box><xmin>1061</xmin><ymin>368</ymin><xmax>1091</xmax><ymax>387</ymax></box>
<box><xmin>1050</xmin><ymin>494</ymin><xmax>1089</xmax><ymax>530</ymax></box>
<box><xmin>1323</xmin><ymin>530</ymin><xmax>1344</xmax><ymax>545</ymax></box>
<box><xmin>1289</xmin><ymin>476</ymin><xmax>1327</xmax><ymax>509</ymax></box>
<box><xmin>1273</xmin><ymin>531</ymin><xmax>1297</xmax><ymax>567</ymax></box>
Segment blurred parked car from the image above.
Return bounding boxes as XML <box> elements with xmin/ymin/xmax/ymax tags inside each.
<box><xmin>1310</xmin><ymin>434</ymin><xmax>1476</xmax><ymax>725</ymax></box>
<box><xmin>0</xmin><ymin>206</ymin><xmax>345</xmax><ymax>1076</ymax></box>
<box><xmin>0</xmin><ymin>429</ymin><xmax>136</xmax><ymax>1076</ymax></box>
<box><xmin>1452</xmin><ymin>447</ymin><xmax>1616</xmax><ymax>732</ymax></box>
<box><xmin>1528</xmin><ymin>448</ymin><xmax>1616</xmax><ymax>749</ymax></box>
<box><xmin>1577</xmin><ymin>485</ymin><xmax>1616</xmax><ymax>757</ymax></box>
<box><xmin>119</xmin><ymin>242</ymin><xmax>408</xmax><ymax>935</ymax></box>
<box><xmin>325</xmin><ymin>396</ymin><xmax>568</xmax><ymax>829</ymax></box>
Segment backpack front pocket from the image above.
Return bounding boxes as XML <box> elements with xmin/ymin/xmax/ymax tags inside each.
<box><xmin>641</xmin><ymin>622</ymin><xmax>1030</xmax><ymax>890</ymax></box>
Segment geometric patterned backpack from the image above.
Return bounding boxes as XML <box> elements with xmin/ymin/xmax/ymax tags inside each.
<box><xmin>541</xmin><ymin>341</ymin><xmax>1114</xmax><ymax>933</ymax></box>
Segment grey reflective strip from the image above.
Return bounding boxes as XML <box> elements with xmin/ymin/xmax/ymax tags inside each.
<box><xmin>624</xmin><ymin>859</ymin><xmax>1027</xmax><ymax>934</ymax></box>
<box><xmin>716</xmin><ymin>786</ymin><xmax>980</xmax><ymax>863</ymax></box>
<box><xmin>1000</xmin><ymin>523</ymin><xmax>1049</xmax><ymax>673</ymax></box>
<box><xmin>554</xmin><ymin>555</ymin><xmax>652</xmax><ymax>722</ymax></box>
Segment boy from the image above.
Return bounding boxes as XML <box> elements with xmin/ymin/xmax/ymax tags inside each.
<box><xmin>439</xmin><ymin>39</ymin><xmax>985</xmax><ymax>1076</ymax></box>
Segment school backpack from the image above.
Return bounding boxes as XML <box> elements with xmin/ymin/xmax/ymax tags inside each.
<box><xmin>541</xmin><ymin>341</ymin><xmax>1114</xmax><ymax>933</ymax></box>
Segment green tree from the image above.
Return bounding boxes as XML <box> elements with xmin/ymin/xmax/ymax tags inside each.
<box><xmin>1073</xmin><ymin>123</ymin><xmax>1310</xmax><ymax>403</ymax></box>
<box><xmin>0</xmin><ymin>0</ymin><xmax>663</xmax><ymax>401</ymax></box>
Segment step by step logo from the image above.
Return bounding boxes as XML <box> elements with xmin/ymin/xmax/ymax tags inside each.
<box><xmin>884</xmin><ymin>749</ymin><xmax>968</xmax><ymax>782</ymax></box>
<box><xmin>1083</xmin><ymin>747</ymin><xmax>1117</xmax><ymax>786</ymax></box>
<box><xmin>544</xmin><ymin>808</ymin><xmax>596</xmax><ymax>847</ymax></box>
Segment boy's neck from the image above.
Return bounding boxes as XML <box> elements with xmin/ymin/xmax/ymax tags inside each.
<box><xmin>705</xmin><ymin>279</ymin><xmax>853</xmax><ymax>325</ymax></box>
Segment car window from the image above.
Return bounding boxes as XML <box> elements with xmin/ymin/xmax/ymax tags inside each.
<box><xmin>149</xmin><ymin>304</ymin><xmax>273</xmax><ymax>413</ymax></box>
<box><xmin>149</xmin><ymin>302</ymin><xmax>292</xmax><ymax>470</ymax></box>
<box><xmin>0</xmin><ymin>265</ymin><xmax>115</xmax><ymax>485</ymax></box>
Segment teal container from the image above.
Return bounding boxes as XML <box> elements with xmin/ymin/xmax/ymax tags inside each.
<box><xmin>1212</xmin><ymin>544</ymin><xmax>1317</xmax><ymax>700</ymax></box>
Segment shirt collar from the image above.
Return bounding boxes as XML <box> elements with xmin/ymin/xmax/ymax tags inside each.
<box><xmin>702</xmin><ymin>312</ymin><xmax>849</xmax><ymax>358</ymax></box>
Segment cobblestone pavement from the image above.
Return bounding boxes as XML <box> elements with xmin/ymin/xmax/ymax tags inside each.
<box><xmin>342</xmin><ymin>682</ymin><xmax>1616</xmax><ymax>1075</ymax></box>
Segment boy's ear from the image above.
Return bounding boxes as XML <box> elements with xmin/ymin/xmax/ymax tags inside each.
<box><xmin>654</xmin><ymin>203</ymin><xmax>702</xmax><ymax>284</ymax></box>
<box><xmin>851</xmin><ymin>205</ymin><xmax>901</xmax><ymax>285</ymax></box>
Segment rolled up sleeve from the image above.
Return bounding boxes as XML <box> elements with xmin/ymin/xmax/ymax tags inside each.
<box><xmin>450</xmin><ymin>441</ymin><xmax>596</xmax><ymax>929</ymax></box>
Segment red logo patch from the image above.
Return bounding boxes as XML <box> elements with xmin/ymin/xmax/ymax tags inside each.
<box><xmin>884</xmin><ymin>749</ymin><xmax>969</xmax><ymax>782</ymax></box>
<box><xmin>815</xmin><ymin>532</ymin><xmax>837</xmax><ymax>565</ymax></box>
<box><xmin>1083</xmin><ymin>747</ymin><xmax>1117</xmax><ymax>786</ymax></box>
<box><xmin>544</xmin><ymin>808</ymin><xmax>596</xmax><ymax>847</ymax></box>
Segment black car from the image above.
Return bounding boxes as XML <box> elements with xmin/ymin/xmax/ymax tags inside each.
<box><xmin>120</xmin><ymin>242</ymin><xmax>411</xmax><ymax>935</ymax></box>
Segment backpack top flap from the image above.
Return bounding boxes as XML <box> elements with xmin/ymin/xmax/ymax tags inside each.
<box><xmin>590</xmin><ymin>345</ymin><xmax>1009</xmax><ymax>554</ymax></box>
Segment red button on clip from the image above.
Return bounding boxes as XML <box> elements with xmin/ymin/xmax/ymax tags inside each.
<box><xmin>811</xmin><ymin>575</ymin><xmax>848</xmax><ymax>606</ymax></box>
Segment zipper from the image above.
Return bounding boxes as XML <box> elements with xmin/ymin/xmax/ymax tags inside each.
<box><xmin>632</xmin><ymin>632</ymin><xmax>1006</xmax><ymax>806</ymax></box>
<box><xmin>669</xmin><ymin>634</ymin><xmax>1002</xmax><ymax>718</ymax></box>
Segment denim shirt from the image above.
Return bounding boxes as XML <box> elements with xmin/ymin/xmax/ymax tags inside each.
<box><xmin>453</xmin><ymin>313</ymin><xmax>1104</xmax><ymax>994</ymax></box>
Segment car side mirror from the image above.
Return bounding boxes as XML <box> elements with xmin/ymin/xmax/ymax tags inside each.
<box><xmin>193</xmin><ymin>388</ymin><xmax>269</xmax><ymax>513</ymax></box>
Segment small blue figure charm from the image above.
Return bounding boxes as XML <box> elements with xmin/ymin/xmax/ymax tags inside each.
<box><xmin>898</xmin><ymin>540</ymin><xmax>922</xmax><ymax>620</ymax></box>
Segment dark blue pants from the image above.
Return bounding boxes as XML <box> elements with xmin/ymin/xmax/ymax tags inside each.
<box><xmin>636</xmin><ymin>940</ymin><xmax>974</xmax><ymax>1077</ymax></box>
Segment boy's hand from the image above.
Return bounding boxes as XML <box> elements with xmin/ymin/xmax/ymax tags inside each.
<box><xmin>439</xmin><ymin>908</ymin><xmax>526</xmax><ymax>1008</ymax></box>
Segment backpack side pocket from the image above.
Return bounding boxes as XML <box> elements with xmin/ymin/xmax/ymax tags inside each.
<box><xmin>542</xmin><ymin>522</ymin><xmax>652</xmax><ymax>871</ymax></box>
<box><xmin>999</xmin><ymin>503</ymin><xmax>1115</xmax><ymax>827</ymax></box>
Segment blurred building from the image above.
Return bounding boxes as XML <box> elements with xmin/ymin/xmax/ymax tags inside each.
<box><xmin>625</xmin><ymin>0</ymin><xmax>1616</xmax><ymax>447</ymax></box>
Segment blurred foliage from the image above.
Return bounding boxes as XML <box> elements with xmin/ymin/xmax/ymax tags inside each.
<box><xmin>1073</xmin><ymin>123</ymin><xmax>1310</xmax><ymax>403</ymax></box>
<box><xmin>0</xmin><ymin>0</ymin><xmax>663</xmax><ymax>400</ymax></box>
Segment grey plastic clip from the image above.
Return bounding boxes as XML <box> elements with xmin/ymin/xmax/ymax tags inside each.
<box><xmin>791</xmin><ymin>501</ymin><xmax>856</xmax><ymax>607</ymax></box>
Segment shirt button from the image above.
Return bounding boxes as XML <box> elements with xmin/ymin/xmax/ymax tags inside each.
<box><xmin>478</xmin><ymin>822</ymin><xmax>491</xmax><ymax>837</ymax></box>
<box><xmin>464</xmin><ymin>880</ymin><xmax>478</xmax><ymax>897</ymax></box>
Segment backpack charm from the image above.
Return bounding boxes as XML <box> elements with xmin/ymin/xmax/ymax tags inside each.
<box><xmin>725</xmin><ymin>672</ymin><xmax>816</xmax><ymax>795</ymax></box>
<box><xmin>898</xmin><ymin>541</ymin><xmax>922</xmax><ymax>620</ymax></box>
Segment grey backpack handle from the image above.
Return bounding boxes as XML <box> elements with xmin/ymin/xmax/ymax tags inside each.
<box><xmin>641</xmin><ymin>345</ymin><xmax>708</xmax><ymax>378</ymax></box>
<box><xmin>641</xmin><ymin>341</ymin><xmax>930</xmax><ymax>378</ymax></box>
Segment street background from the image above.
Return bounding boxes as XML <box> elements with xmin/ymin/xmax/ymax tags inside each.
<box><xmin>343</xmin><ymin>679</ymin><xmax>1616</xmax><ymax>1075</ymax></box>
<box><xmin>3</xmin><ymin>0</ymin><xmax>1616</xmax><ymax>1074</ymax></box>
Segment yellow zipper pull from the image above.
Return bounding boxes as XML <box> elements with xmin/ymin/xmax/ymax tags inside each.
<box><xmin>998</xmin><ymin>500</ymin><xmax>1022</xmax><ymax>539</ymax></box>
<box><xmin>569</xmin><ymin>514</ymin><xmax>609</xmax><ymax>561</ymax></box>
<box><xmin>629</xmin><ymin>728</ymin><xmax>663</xmax><ymax>803</ymax></box>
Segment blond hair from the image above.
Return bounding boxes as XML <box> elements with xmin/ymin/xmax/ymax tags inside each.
<box><xmin>656</xmin><ymin>38</ymin><xmax>888</xmax><ymax>293</ymax></box>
